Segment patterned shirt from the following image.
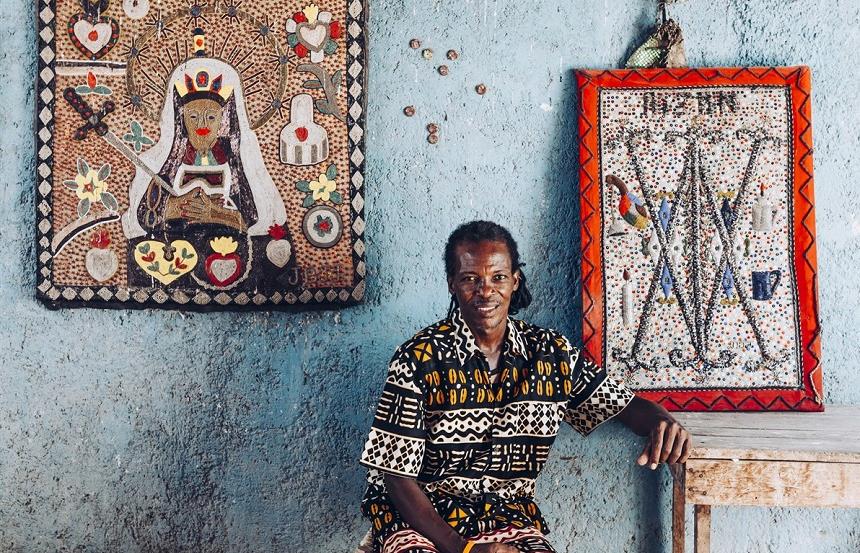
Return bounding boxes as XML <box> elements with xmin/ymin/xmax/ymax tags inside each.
<box><xmin>358</xmin><ymin>309</ymin><xmax>635</xmax><ymax>548</ymax></box>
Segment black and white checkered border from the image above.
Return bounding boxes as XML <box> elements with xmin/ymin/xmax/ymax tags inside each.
<box><xmin>34</xmin><ymin>0</ymin><xmax>368</xmax><ymax>310</ymax></box>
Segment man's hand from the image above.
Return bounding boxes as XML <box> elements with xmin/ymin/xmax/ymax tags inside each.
<box><xmin>636</xmin><ymin>417</ymin><xmax>692</xmax><ymax>470</ymax></box>
<box><xmin>472</xmin><ymin>543</ymin><xmax>520</xmax><ymax>553</ymax></box>
<box><xmin>616</xmin><ymin>396</ymin><xmax>693</xmax><ymax>469</ymax></box>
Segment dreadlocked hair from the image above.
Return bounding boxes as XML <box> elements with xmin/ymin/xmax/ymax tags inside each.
<box><xmin>444</xmin><ymin>220</ymin><xmax>533</xmax><ymax>318</ymax></box>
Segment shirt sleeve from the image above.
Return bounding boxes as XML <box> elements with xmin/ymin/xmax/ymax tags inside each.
<box><xmin>561</xmin><ymin>337</ymin><xmax>635</xmax><ymax>436</ymax></box>
<box><xmin>359</xmin><ymin>342</ymin><xmax>428</xmax><ymax>478</ymax></box>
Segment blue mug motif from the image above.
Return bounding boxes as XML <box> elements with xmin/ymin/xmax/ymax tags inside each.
<box><xmin>751</xmin><ymin>269</ymin><xmax>781</xmax><ymax>301</ymax></box>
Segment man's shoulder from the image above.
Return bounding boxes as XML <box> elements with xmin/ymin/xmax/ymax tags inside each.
<box><xmin>510</xmin><ymin>318</ymin><xmax>575</xmax><ymax>357</ymax></box>
<box><xmin>390</xmin><ymin>317</ymin><xmax>458</xmax><ymax>364</ymax></box>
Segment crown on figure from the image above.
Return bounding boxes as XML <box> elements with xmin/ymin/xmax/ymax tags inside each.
<box><xmin>174</xmin><ymin>68</ymin><xmax>234</xmax><ymax>105</ymax></box>
<box><xmin>173</xmin><ymin>29</ymin><xmax>234</xmax><ymax>105</ymax></box>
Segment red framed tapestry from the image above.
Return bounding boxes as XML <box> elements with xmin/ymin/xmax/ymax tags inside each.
<box><xmin>577</xmin><ymin>67</ymin><xmax>822</xmax><ymax>411</ymax></box>
<box><xmin>34</xmin><ymin>0</ymin><xmax>367</xmax><ymax>310</ymax></box>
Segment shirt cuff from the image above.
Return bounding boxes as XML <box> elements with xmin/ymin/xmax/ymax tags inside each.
<box><xmin>565</xmin><ymin>374</ymin><xmax>635</xmax><ymax>436</ymax></box>
<box><xmin>358</xmin><ymin>427</ymin><xmax>425</xmax><ymax>478</ymax></box>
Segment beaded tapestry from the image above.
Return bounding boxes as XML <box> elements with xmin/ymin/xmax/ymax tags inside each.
<box><xmin>577</xmin><ymin>67</ymin><xmax>822</xmax><ymax>411</ymax></box>
<box><xmin>35</xmin><ymin>0</ymin><xmax>367</xmax><ymax>309</ymax></box>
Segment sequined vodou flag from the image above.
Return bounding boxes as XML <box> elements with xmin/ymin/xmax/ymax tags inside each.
<box><xmin>577</xmin><ymin>67</ymin><xmax>822</xmax><ymax>411</ymax></box>
<box><xmin>35</xmin><ymin>0</ymin><xmax>367</xmax><ymax>309</ymax></box>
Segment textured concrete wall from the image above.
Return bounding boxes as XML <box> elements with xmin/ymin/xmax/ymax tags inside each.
<box><xmin>1</xmin><ymin>0</ymin><xmax>859</xmax><ymax>551</ymax></box>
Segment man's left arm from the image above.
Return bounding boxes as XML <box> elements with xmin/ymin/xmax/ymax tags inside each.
<box><xmin>615</xmin><ymin>396</ymin><xmax>692</xmax><ymax>470</ymax></box>
<box><xmin>557</xmin><ymin>334</ymin><xmax>692</xmax><ymax>470</ymax></box>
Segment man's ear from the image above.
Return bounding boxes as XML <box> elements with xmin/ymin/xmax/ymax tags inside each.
<box><xmin>513</xmin><ymin>269</ymin><xmax>521</xmax><ymax>291</ymax></box>
<box><xmin>447</xmin><ymin>277</ymin><xmax>455</xmax><ymax>296</ymax></box>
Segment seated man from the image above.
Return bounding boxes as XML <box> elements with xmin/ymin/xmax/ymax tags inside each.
<box><xmin>359</xmin><ymin>221</ymin><xmax>692</xmax><ymax>553</ymax></box>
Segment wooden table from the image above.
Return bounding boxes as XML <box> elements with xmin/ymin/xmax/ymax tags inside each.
<box><xmin>671</xmin><ymin>406</ymin><xmax>860</xmax><ymax>553</ymax></box>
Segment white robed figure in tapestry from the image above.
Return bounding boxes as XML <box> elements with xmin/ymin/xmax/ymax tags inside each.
<box><xmin>119</xmin><ymin>47</ymin><xmax>291</xmax><ymax>289</ymax></box>
<box><xmin>121</xmin><ymin>56</ymin><xmax>286</xmax><ymax>239</ymax></box>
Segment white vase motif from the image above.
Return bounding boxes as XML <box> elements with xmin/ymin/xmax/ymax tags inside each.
<box><xmin>280</xmin><ymin>94</ymin><xmax>330</xmax><ymax>166</ymax></box>
<box><xmin>622</xmin><ymin>270</ymin><xmax>634</xmax><ymax>327</ymax></box>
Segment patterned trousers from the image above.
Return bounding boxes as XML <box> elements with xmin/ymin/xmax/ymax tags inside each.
<box><xmin>381</xmin><ymin>526</ymin><xmax>557</xmax><ymax>553</ymax></box>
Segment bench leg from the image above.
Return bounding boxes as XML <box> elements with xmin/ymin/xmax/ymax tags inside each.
<box><xmin>672</xmin><ymin>467</ymin><xmax>685</xmax><ymax>553</ymax></box>
<box><xmin>694</xmin><ymin>505</ymin><xmax>711</xmax><ymax>553</ymax></box>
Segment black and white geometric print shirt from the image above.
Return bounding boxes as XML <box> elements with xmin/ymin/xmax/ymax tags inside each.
<box><xmin>359</xmin><ymin>308</ymin><xmax>636</xmax><ymax>502</ymax></box>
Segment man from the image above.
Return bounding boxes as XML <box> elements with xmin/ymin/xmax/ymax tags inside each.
<box><xmin>359</xmin><ymin>221</ymin><xmax>692</xmax><ymax>553</ymax></box>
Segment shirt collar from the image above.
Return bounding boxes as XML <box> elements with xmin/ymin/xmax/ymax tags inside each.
<box><xmin>449</xmin><ymin>307</ymin><xmax>529</xmax><ymax>365</ymax></box>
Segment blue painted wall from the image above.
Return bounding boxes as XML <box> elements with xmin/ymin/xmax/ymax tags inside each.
<box><xmin>2</xmin><ymin>0</ymin><xmax>859</xmax><ymax>551</ymax></box>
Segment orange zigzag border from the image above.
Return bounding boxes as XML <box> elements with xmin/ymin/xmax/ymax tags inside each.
<box><xmin>576</xmin><ymin>67</ymin><xmax>823</xmax><ymax>412</ymax></box>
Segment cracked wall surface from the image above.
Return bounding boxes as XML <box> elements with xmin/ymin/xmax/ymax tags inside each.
<box><xmin>1</xmin><ymin>0</ymin><xmax>859</xmax><ymax>551</ymax></box>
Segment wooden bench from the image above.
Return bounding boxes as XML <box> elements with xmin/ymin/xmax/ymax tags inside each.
<box><xmin>354</xmin><ymin>529</ymin><xmax>373</xmax><ymax>553</ymax></box>
<box><xmin>671</xmin><ymin>406</ymin><xmax>860</xmax><ymax>553</ymax></box>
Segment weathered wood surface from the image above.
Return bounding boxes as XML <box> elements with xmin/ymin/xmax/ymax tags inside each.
<box><xmin>670</xmin><ymin>406</ymin><xmax>860</xmax><ymax>553</ymax></box>
<box><xmin>672</xmin><ymin>467</ymin><xmax>686</xmax><ymax>553</ymax></box>
<box><xmin>354</xmin><ymin>529</ymin><xmax>373</xmax><ymax>553</ymax></box>
<box><xmin>684</xmin><ymin>458</ymin><xmax>860</xmax><ymax>508</ymax></box>
<box><xmin>675</xmin><ymin>405</ymin><xmax>860</xmax><ymax>461</ymax></box>
<box><xmin>694</xmin><ymin>505</ymin><xmax>711</xmax><ymax>553</ymax></box>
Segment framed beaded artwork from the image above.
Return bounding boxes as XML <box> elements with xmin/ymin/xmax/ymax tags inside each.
<box><xmin>577</xmin><ymin>67</ymin><xmax>823</xmax><ymax>411</ymax></box>
<box><xmin>34</xmin><ymin>0</ymin><xmax>367</xmax><ymax>309</ymax></box>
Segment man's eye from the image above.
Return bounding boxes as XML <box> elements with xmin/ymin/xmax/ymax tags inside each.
<box><xmin>494</xmin><ymin>275</ymin><xmax>507</xmax><ymax>280</ymax></box>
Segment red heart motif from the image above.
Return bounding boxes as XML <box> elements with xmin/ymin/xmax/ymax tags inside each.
<box><xmin>205</xmin><ymin>253</ymin><xmax>243</xmax><ymax>287</ymax></box>
<box><xmin>295</xmin><ymin>127</ymin><xmax>309</xmax><ymax>142</ymax></box>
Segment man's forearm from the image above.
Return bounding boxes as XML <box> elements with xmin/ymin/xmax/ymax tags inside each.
<box><xmin>616</xmin><ymin>395</ymin><xmax>675</xmax><ymax>436</ymax></box>
<box><xmin>382</xmin><ymin>474</ymin><xmax>466</xmax><ymax>553</ymax></box>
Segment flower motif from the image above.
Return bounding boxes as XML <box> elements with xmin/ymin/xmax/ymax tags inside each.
<box><xmin>309</xmin><ymin>174</ymin><xmax>336</xmax><ymax>202</ymax></box>
<box><xmin>122</xmin><ymin>120</ymin><xmax>154</xmax><ymax>153</ymax></box>
<box><xmin>295</xmin><ymin>163</ymin><xmax>342</xmax><ymax>207</ymax></box>
<box><xmin>74</xmin><ymin>71</ymin><xmax>112</xmax><ymax>96</ymax></box>
<box><xmin>74</xmin><ymin>168</ymin><xmax>107</xmax><ymax>202</ymax></box>
<box><xmin>286</xmin><ymin>3</ymin><xmax>340</xmax><ymax>63</ymax></box>
<box><xmin>63</xmin><ymin>158</ymin><xmax>119</xmax><ymax>218</ymax></box>
<box><xmin>314</xmin><ymin>214</ymin><xmax>334</xmax><ymax>237</ymax></box>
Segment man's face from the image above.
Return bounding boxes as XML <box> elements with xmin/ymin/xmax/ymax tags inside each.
<box><xmin>183</xmin><ymin>98</ymin><xmax>223</xmax><ymax>152</ymax></box>
<box><xmin>448</xmin><ymin>240</ymin><xmax>520</xmax><ymax>336</ymax></box>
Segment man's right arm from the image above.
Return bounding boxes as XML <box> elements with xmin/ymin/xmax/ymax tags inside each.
<box><xmin>382</xmin><ymin>474</ymin><xmax>466</xmax><ymax>553</ymax></box>
<box><xmin>363</xmin><ymin>342</ymin><xmax>516</xmax><ymax>553</ymax></box>
<box><xmin>383</xmin><ymin>475</ymin><xmax>519</xmax><ymax>553</ymax></box>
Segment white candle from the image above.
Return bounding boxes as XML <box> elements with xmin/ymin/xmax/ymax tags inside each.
<box><xmin>622</xmin><ymin>269</ymin><xmax>633</xmax><ymax>327</ymax></box>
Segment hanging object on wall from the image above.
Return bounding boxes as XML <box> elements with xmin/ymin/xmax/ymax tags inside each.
<box><xmin>35</xmin><ymin>0</ymin><xmax>368</xmax><ymax>310</ymax></box>
<box><xmin>626</xmin><ymin>0</ymin><xmax>686</xmax><ymax>69</ymax></box>
<box><xmin>577</xmin><ymin>66</ymin><xmax>822</xmax><ymax>411</ymax></box>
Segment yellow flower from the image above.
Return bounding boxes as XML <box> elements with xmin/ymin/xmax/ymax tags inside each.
<box><xmin>309</xmin><ymin>174</ymin><xmax>336</xmax><ymax>201</ymax></box>
<box><xmin>74</xmin><ymin>169</ymin><xmax>106</xmax><ymax>202</ymax></box>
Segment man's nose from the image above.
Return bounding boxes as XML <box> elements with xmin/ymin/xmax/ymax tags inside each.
<box><xmin>476</xmin><ymin>279</ymin><xmax>494</xmax><ymax>296</ymax></box>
